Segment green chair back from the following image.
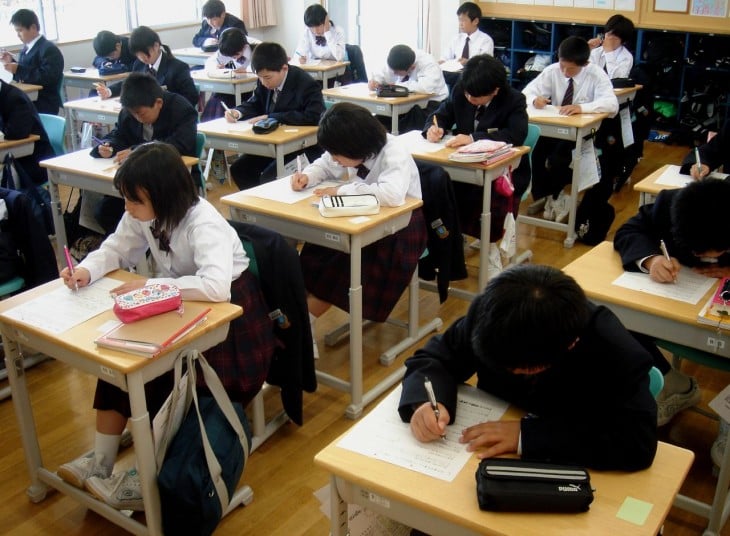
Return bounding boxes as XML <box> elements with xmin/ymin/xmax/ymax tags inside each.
<box><xmin>38</xmin><ymin>113</ymin><xmax>66</xmax><ymax>156</ymax></box>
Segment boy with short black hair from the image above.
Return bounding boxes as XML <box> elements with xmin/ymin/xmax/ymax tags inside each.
<box><xmin>588</xmin><ymin>14</ymin><xmax>635</xmax><ymax>79</ymax></box>
<box><xmin>224</xmin><ymin>42</ymin><xmax>325</xmax><ymax>190</ymax></box>
<box><xmin>295</xmin><ymin>4</ymin><xmax>346</xmax><ymax>64</ymax></box>
<box><xmin>680</xmin><ymin>119</ymin><xmax>729</xmax><ymax>180</ymax></box>
<box><xmin>193</xmin><ymin>0</ymin><xmax>247</xmax><ymax>50</ymax></box>
<box><xmin>369</xmin><ymin>44</ymin><xmax>449</xmax><ymax>133</ymax></box>
<box><xmin>399</xmin><ymin>264</ymin><xmax>657</xmax><ymax>471</ymax></box>
<box><xmin>441</xmin><ymin>2</ymin><xmax>494</xmax><ymax>90</ymax></box>
<box><xmin>92</xmin><ymin>31</ymin><xmax>135</xmax><ymax>74</ymax></box>
<box><xmin>522</xmin><ymin>36</ymin><xmax>617</xmax><ymax>223</ymax></box>
<box><xmin>1</xmin><ymin>8</ymin><xmax>64</xmax><ymax>115</ymax></box>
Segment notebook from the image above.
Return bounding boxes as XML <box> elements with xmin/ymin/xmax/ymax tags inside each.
<box><xmin>95</xmin><ymin>302</ymin><xmax>212</xmax><ymax>357</ymax></box>
<box><xmin>697</xmin><ymin>277</ymin><xmax>730</xmax><ymax>329</ymax></box>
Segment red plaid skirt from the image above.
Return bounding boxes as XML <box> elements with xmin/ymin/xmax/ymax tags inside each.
<box><xmin>300</xmin><ymin>208</ymin><xmax>426</xmax><ymax>322</ymax></box>
<box><xmin>94</xmin><ymin>269</ymin><xmax>277</xmax><ymax>416</ymax></box>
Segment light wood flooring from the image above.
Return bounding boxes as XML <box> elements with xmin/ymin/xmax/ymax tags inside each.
<box><xmin>2</xmin><ymin>140</ymin><xmax>730</xmax><ymax>535</ymax></box>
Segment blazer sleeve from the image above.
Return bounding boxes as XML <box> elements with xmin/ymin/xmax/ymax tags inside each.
<box><xmin>165</xmin><ymin>59</ymin><xmax>199</xmax><ymax>107</ymax></box>
<box><xmin>268</xmin><ymin>71</ymin><xmax>325</xmax><ymax>125</ymax></box>
<box><xmin>192</xmin><ymin>21</ymin><xmax>211</xmax><ymax>47</ymax></box>
<box><xmin>473</xmin><ymin>90</ymin><xmax>528</xmax><ymax>145</ymax></box>
<box><xmin>15</xmin><ymin>41</ymin><xmax>64</xmax><ymax>89</ymax></box>
<box><xmin>613</xmin><ymin>191</ymin><xmax>674</xmax><ymax>270</ymax></box>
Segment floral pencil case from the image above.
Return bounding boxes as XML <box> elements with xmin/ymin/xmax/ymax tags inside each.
<box><xmin>113</xmin><ymin>283</ymin><xmax>183</xmax><ymax>323</ymax></box>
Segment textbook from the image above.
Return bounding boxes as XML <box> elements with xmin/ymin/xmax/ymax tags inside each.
<box><xmin>697</xmin><ymin>277</ymin><xmax>730</xmax><ymax>329</ymax></box>
<box><xmin>95</xmin><ymin>302</ymin><xmax>212</xmax><ymax>357</ymax></box>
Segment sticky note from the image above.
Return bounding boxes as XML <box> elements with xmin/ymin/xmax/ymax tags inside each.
<box><xmin>616</xmin><ymin>496</ymin><xmax>653</xmax><ymax>525</ymax></box>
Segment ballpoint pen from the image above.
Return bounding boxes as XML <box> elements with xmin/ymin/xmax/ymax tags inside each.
<box><xmin>432</xmin><ymin>115</ymin><xmax>438</xmax><ymax>129</ymax></box>
<box><xmin>660</xmin><ymin>239</ymin><xmax>677</xmax><ymax>283</ymax></box>
<box><xmin>63</xmin><ymin>245</ymin><xmax>79</xmax><ymax>292</ymax></box>
<box><xmin>424</xmin><ymin>376</ymin><xmax>446</xmax><ymax>439</ymax></box>
<box><xmin>695</xmin><ymin>147</ymin><xmax>702</xmax><ymax>176</ymax></box>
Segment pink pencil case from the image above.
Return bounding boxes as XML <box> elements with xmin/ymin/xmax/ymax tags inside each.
<box><xmin>113</xmin><ymin>283</ymin><xmax>183</xmax><ymax>323</ymax></box>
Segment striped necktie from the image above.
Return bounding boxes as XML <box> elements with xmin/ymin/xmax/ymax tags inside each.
<box><xmin>461</xmin><ymin>36</ymin><xmax>470</xmax><ymax>59</ymax></box>
<box><xmin>561</xmin><ymin>78</ymin><xmax>574</xmax><ymax>106</ymax></box>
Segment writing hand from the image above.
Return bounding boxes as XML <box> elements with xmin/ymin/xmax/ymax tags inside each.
<box><xmin>647</xmin><ymin>255</ymin><xmax>680</xmax><ymax>283</ymax></box>
<box><xmin>94</xmin><ymin>83</ymin><xmax>112</xmax><ymax>99</ymax></box>
<box><xmin>533</xmin><ymin>96</ymin><xmax>551</xmax><ymax>108</ymax></box>
<box><xmin>426</xmin><ymin>125</ymin><xmax>444</xmax><ymax>143</ymax></box>
<box><xmin>409</xmin><ymin>402</ymin><xmax>450</xmax><ymax>442</ymax></box>
<box><xmin>459</xmin><ymin>420</ymin><xmax>521</xmax><ymax>459</ymax></box>
<box><xmin>290</xmin><ymin>172</ymin><xmax>309</xmax><ymax>191</ymax></box>
<box><xmin>4</xmin><ymin>63</ymin><xmax>17</xmax><ymax>74</ymax></box>
<box><xmin>690</xmin><ymin>163</ymin><xmax>710</xmax><ymax>180</ymax></box>
<box><xmin>60</xmin><ymin>266</ymin><xmax>91</xmax><ymax>290</ymax></box>
<box><xmin>368</xmin><ymin>80</ymin><xmax>380</xmax><ymax>91</ymax></box>
<box><xmin>97</xmin><ymin>143</ymin><xmax>114</xmax><ymax>158</ymax></box>
<box><xmin>113</xmin><ymin>148</ymin><xmax>132</xmax><ymax>164</ymax></box>
<box><xmin>224</xmin><ymin>108</ymin><xmax>240</xmax><ymax>123</ymax></box>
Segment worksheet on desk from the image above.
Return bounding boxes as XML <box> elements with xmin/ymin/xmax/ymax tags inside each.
<box><xmin>612</xmin><ymin>267</ymin><xmax>715</xmax><ymax>304</ymax></box>
<box><xmin>240</xmin><ymin>176</ymin><xmax>344</xmax><ymax>204</ymax></box>
<box><xmin>396</xmin><ymin>130</ymin><xmax>453</xmax><ymax>154</ymax></box>
<box><xmin>337</xmin><ymin>384</ymin><xmax>508</xmax><ymax>481</ymax></box>
<box><xmin>1</xmin><ymin>277</ymin><xmax>120</xmax><ymax>334</ymax></box>
<box><xmin>527</xmin><ymin>104</ymin><xmax>562</xmax><ymax>117</ymax></box>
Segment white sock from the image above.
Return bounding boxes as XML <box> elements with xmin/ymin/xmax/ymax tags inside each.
<box><xmin>94</xmin><ymin>431</ymin><xmax>121</xmax><ymax>474</ymax></box>
<box><xmin>309</xmin><ymin>312</ymin><xmax>319</xmax><ymax>359</ymax></box>
<box><xmin>663</xmin><ymin>368</ymin><xmax>692</xmax><ymax>395</ymax></box>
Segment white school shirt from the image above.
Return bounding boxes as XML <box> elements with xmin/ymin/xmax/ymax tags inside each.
<box><xmin>302</xmin><ymin>134</ymin><xmax>422</xmax><ymax>206</ymax></box>
<box><xmin>79</xmin><ymin>198</ymin><xmax>247</xmax><ymax>302</ymax></box>
<box><xmin>442</xmin><ymin>29</ymin><xmax>494</xmax><ymax>61</ymax></box>
<box><xmin>522</xmin><ymin>62</ymin><xmax>618</xmax><ymax>116</ymax></box>
<box><xmin>372</xmin><ymin>49</ymin><xmax>449</xmax><ymax>102</ymax></box>
<box><xmin>589</xmin><ymin>45</ymin><xmax>633</xmax><ymax>79</ymax></box>
<box><xmin>204</xmin><ymin>44</ymin><xmax>253</xmax><ymax>73</ymax></box>
<box><xmin>295</xmin><ymin>23</ymin><xmax>346</xmax><ymax>62</ymax></box>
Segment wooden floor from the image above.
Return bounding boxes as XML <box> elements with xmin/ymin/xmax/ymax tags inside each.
<box><xmin>2</xmin><ymin>139</ymin><xmax>730</xmax><ymax>535</ymax></box>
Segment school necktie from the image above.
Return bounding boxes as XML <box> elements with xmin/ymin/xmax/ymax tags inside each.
<box><xmin>356</xmin><ymin>164</ymin><xmax>369</xmax><ymax>179</ymax></box>
<box><xmin>148</xmin><ymin>65</ymin><xmax>157</xmax><ymax>78</ymax></box>
<box><xmin>461</xmin><ymin>36</ymin><xmax>470</xmax><ymax>59</ymax></box>
<box><xmin>561</xmin><ymin>78</ymin><xmax>574</xmax><ymax>106</ymax></box>
<box><xmin>401</xmin><ymin>74</ymin><xmax>410</xmax><ymax>83</ymax></box>
<box><xmin>315</xmin><ymin>35</ymin><xmax>327</xmax><ymax>47</ymax></box>
<box><xmin>150</xmin><ymin>222</ymin><xmax>170</xmax><ymax>253</ymax></box>
<box><xmin>474</xmin><ymin>105</ymin><xmax>485</xmax><ymax>125</ymax></box>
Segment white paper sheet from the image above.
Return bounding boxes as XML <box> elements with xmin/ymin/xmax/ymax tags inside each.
<box><xmin>620</xmin><ymin>107</ymin><xmax>634</xmax><ymax>147</ymax></box>
<box><xmin>440</xmin><ymin>59</ymin><xmax>464</xmax><ymax>73</ymax></box>
<box><xmin>655</xmin><ymin>165</ymin><xmax>693</xmax><ymax>187</ymax></box>
<box><xmin>240</xmin><ymin>176</ymin><xmax>344</xmax><ymax>204</ymax></box>
<box><xmin>396</xmin><ymin>130</ymin><xmax>453</xmax><ymax>154</ymax></box>
<box><xmin>611</xmin><ymin>267</ymin><xmax>716</xmax><ymax>304</ymax></box>
<box><xmin>2</xmin><ymin>277</ymin><xmax>121</xmax><ymax>334</ymax></box>
<box><xmin>574</xmin><ymin>139</ymin><xmax>600</xmax><ymax>192</ymax></box>
<box><xmin>527</xmin><ymin>104</ymin><xmax>563</xmax><ymax>118</ymax></box>
<box><xmin>337</xmin><ymin>384</ymin><xmax>509</xmax><ymax>482</ymax></box>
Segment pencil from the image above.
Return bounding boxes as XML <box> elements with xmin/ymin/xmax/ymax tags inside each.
<box><xmin>432</xmin><ymin>115</ymin><xmax>438</xmax><ymax>129</ymax></box>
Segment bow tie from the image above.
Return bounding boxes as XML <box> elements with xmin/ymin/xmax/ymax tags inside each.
<box><xmin>150</xmin><ymin>222</ymin><xmax>171</xmax><ymax>252</ymax></box>
<box><xmin>315</xmin><ymin>35</ymin><xmax>327</xmax><ymax>46</ymax></box>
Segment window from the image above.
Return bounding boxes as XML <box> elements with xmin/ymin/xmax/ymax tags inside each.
<box><xmin>132</xmin><ymin>0</ymin><xmax>199</xmax><ymax>29</ymax></box>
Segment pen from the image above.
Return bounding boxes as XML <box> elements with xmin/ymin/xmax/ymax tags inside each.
<box><xmin>660</xmin><ymin>239</ymin><xmax>677</xmax><ymax>283</ymax></box>
<box><xmin>63</xmin><ymin>245</ymin><xmax>78</xmax><ymax>292</ymax></box>
<box><xmin>432</xmin><ymin>115</ymin><xmax>438</xmax><ymax>129</ymax></box>
<box><xmin>695</xmin><ymin>147</ymin><xmax>702</xmax><ymax>176</ymax></box>
<box><xmin>296</xmin><ymin>154</ymin><xmax>302</xmax><ymax>174</ymax></box>
<box><xmin>424</xmin><ymin>376</ymin><xmax>446</xmax><ymax>440</ymax></box>
<box><xmin>92</xmin><ymin>135</ymin><xmax>107</xmax><ymax>145</ymax></box>
<box><xmin>221</xmin><ymin>101</ymin><xmax>230</xmax><ymax>112</ymax></box>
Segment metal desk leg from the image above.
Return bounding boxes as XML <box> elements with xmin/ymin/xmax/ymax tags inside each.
<box><xmin>345</xmin><ymin>235</ymin><xmax>364</xmax><ymax>419</ymax></box>
<box><xmin>46</xmin><ymin>171</ymin><xmax>66</xmax><ymax>264</ymax></box>
<box><xmin>478</xmin><ymin>171</ymin><xmax>492</xmax><ymax>291</ymax></box>
<box><xmin>275</xmin><ymin>146</ymin><xmax>286</xmax><ymax>181</ymax></box>
<box><xmin>2</xmin><ymin>330</ymin><xmax>48</xmax><ymax>503</ymax></box>
<box><xmin>330</xmin><ymin>475</ymin><xmax>348</xmax><ymax>536</ymax></box>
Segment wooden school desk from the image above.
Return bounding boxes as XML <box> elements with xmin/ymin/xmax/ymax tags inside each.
<box><xmin>222</xmin><ymin>192</ymin><xmax>439</xmax><ymax>419</ymax></box>
<box><xmin>12</xmin><ymin>81</ymin><xmax>42</xmax><ymax>101</ymax></box>
<box><xmin>63</xmin><ymin>96</ymin><xmax>122</xmax><ymax>150</ymax></box>
<box><xmin>0</xmin><ymin>270</ymin><xmax>242</xmax><ymax>536</ymax></box>
<box><xmin>171</xmin><ymin>46</ymin><xmax>214</xmax><ymax>67</ymax></box>
<box><xmin>322</xmin><ymin>82</ymin><xmax>434</xmax><ymax>135</ymax></box>
<box><xmin>191</xmin><ymin>69</ymin><xmax>258</xmax><ymax>107</ymax></box>
<box><xmin>297</xmin><ymin>59</ymin><xmax>349</xmax><ymax>87</ymax></box>
<box><xmin>40</xmin><ymin>149</ymin><xmax>198</xmax><ymax>258</ymax></box>
<box><xmin>411</xmin><ymin>145</ymin><xmax>529</xmax><ymax>298</ymax></box>
<box><xmin>61</xmin><ymin>67</ymin><xmax>130</xmax><ymax>101</ymax></box>
<box><xmin>0</xmin><ymin>134</ymin><xmax>39</xmax><ymax>161</ymax></box>
<box><xmin>562</xmin><ymin>241</ymin><xmax>730</xmax><ymax>536</ymax></box>
<box><xmin>517</xmin><ymin>111</ymin><xmax>608</xmax><ymax>248</ymax></box>
<box><xmin>615</xmin><ymin>85</ymin><xmax>642</xmax><ymax>106</ymax></box>
<box><xmin>197</xmin><ymin>117</ymin><xmax>318</xmax><ymax>180</ymax></box>
<box><xmin>315</xmin><ymin>402</ymin><xmax>694</xmax><ymax>536</ymax></box>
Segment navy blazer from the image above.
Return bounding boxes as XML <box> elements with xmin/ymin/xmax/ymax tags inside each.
<box><xmin>680</xmin><ymin>120</ymin><xmax>730</xmax><ymax>177</ymax></box>
<box><xmin>108</xmin><ymin>50</ymin><xmax>199</xmax><ymax>107</ymax></box>
<box><xmin>192</xmin><ymin>13</ymin><xmax>247</xmax><ymax>47</ymax></box>
<box><xmin>12</xmin><ymin>36</ymin><xmax>64</xmax><ymax>115</ymax></box>
<box><xmin>0</xmin><ymin>80</ymin><xmax>54</xmax><ymax>184</ymax></box>
<box><xmin>424</xmin><ymin>81</ymin><xmax>531</xmax><ymax>196</ymax></box>
<box><xmin>614</xmin><ymin>188</ymin><xmax>730</xmax><ymax>271</ymax></box>
<box><xmin>92</xmin><ymin>36</ymin><xmax>135</xmax><ymax>72</ymax></box>
<box><xmin>399</xmin><ymin>303</ymin><xmax>657</xmax><ymax>471</ymax></box>
<box><xmin>233</xmin><ymin>65</ymin><xmax>325</xmax><ymax>126</ymax></box>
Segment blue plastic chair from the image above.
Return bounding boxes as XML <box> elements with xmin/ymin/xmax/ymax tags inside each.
<box><xmin>520</xmin><ymin>123</ymin><xmax>541</xmax><ymax>202</ymax></box>
<box><xmin>38</xmin><ymin>113</ymin><xmax>67</xmax><ymax>156</ymax></box>
<box><xmin>195</xmin><ymin>131</ymin><xmax>207</xmax><ymax>197</ymax></box>
<box><xmin>648</xmin><ymin>366</ymin><xmax>664</xmax><ymax>399</ymax></box>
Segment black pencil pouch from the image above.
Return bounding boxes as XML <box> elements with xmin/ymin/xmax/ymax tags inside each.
<box><xmin>475</xmin><ymin>458</ymin><xmax>594</xmax><ymax>512</ymax></box>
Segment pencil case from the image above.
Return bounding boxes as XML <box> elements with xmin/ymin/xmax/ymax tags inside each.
<box><xmin>318</xmin><ymin>194</ymin><xmax>380</xmax><ymax>217</ymax></box>
<box><xmin>113</xmin><ymin>283</ymin><xmax>183</xmax><ymax>323</ymax></box>
<box><xmin>475</xmin><ymin>458</ymin><xmax>594</xmax><ymax>512</ymax></box>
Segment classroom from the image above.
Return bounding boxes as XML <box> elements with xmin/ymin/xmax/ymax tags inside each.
<box><xmin>1</xmin><ymin>0</ymin><xmax>729</xmax><ymax>534</ymax></box>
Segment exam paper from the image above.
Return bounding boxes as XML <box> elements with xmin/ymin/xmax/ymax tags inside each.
<box><xmin>654</xmin><ymin>164</ymin><xmax>729</xmax><ymax>187</ymax></box>
<box><xmin>240</xmin><ymin>176</ymin><xmax>343</xmax><ymax>204</ymax></box>
<box><xmin>337</xmin><ymin>384</ymin><xmax>509</xmax><ymax>481</ymax></box>
<box><xmin>2</xmin><ymin>277</ymin><xmax>121</xmax><ymax>334</ymax></box>
<box><xmin>440</xmin><ymin>59</ymin><xmax>464</xmax><ymax>73</ymax></box>
<box><xmin>527</xmin><ymin>104</ymin><xmax>562</xmax><ymax>118</ymax></box>
<box><xmin>396</xmin><ymin>129</ymin><xmax>453</xmax><ymax>154</ymax></box>
<box><xmin>611</xmin><ymin>267</ymin><xmax>715</xmax><ymax>304</ymax></box>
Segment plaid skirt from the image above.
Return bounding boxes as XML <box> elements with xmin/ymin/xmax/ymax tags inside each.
<box><xmin>300</xmin><ymin>208</ymin><xmax>426</xmax><ymax>323</ymax></box>
<box><xmin>93</xmin><ymin>269</ymin><xmax>277</xmax><ymax>417</ymax></box>
<box><xmin>453</xmin><ymin>182</ymin><xmax>516</xmax><ymax>243</ymax></box>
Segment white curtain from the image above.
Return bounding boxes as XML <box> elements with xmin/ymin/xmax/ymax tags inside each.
<box><xmin>419</xmin><ymin>0</ymin><xmax>436</xmax><ymax>54</ymax></box>
<box><xmin>241</xmin><ymin>0</ymin><xmax>277</xmax><ymax>29</ymax></box>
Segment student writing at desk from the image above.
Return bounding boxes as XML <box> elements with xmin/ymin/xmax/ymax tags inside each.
<box><xmin>88</xmin><ymin>73</ymin><xmax>198</xmax><ymax>236</ymax></box>
<box><xmin>424</xmin><ymin>54</ymin><xmax>528</xmax><ymax>278</ymax></box>
<box><xmin>399</xmin><ymin>264</ymin><xmax>657</xmax><ymax>470</ymax></box>
<box><xmin>294</xmin><ymin>4</ymin><xmax>346</xmax><ymax>67</ymax></box>
<box><xmin>92</xmin><ymin>31</ymin><xmax>135</xmax><ymax>75</ymax></box>
<box><xmin>614</xmin><ymin>178</ymin><xmax>730</xmax><ymax>467</ymax></box>
<box><xmin>95</xmin><ymin>26</ymin><xmax>198</xmax><ymax>108</ymax></box>
<box><xmin>192</xmin><ymin>0</ymin><xmax>247</xmax><ymax>51</ymax></box>
<box><xmin>224</xmin><ymin>42</ymin><xmax>325</xmax><ymax>190</ymax></box>
<box><xmin>57</xmin><ymin>142</ymin><xmax>276</xmax><ymax>511</ymax></box>
<box><xmin>290</xmin><ymin>102</ymin><xmax>426</xmax><ymax>359</ymax></box>
<box><xmin>522</xmin><ymin>36</ymin><xmax>617</xmax><ymax>223</ymax></box>
<box><xmin>680</xmin><ymin>119</ymin><xmax>729</xmax><ymax>180</ymax></box>
<box><xmin>0</xmin><ymin>9</ymin><xmax>64</xmax><ymax>115</ymax></box>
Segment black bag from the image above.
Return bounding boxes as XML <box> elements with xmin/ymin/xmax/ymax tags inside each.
<box><xmin>1</xmin><ymin>154</ymin><xmax>54</xmax><ymax>235</ymax></box>
<box><xmin>0</xmin><ymin>212</ymin><xmax>21</xmax><ymax>283</ymax></box>
<box><xmin>158</xmin><ymin>351</ymin><xmax>252</xmax><ymax>536</ymax></box>
<box><xmin>575</xmin><ymin>188</ymin><xmax>615</xmax><ymax>246</ymax></box>
<box><xmin>611</xmin><ymin>77</ymin><xmax>635</xmax><ymax>88</ymax></box>
<box><xmin>476</xmin><ymin>458</ymin><xmax>594</xmax><ymax>512</ymax></box>
<box><xmin>252</xmin><ymin>117</ymin><xmax>280</xmax><ymax>134</ymax></box>
<box><xmin>376</xmin><ymin>84</ymin><xmax>409</xmax><ymax>98</ymax></box>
